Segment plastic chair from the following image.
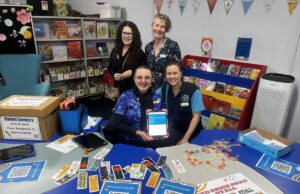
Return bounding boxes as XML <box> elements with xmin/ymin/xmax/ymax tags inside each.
<box><xmin>0</xmin><ymin>54</ymin><xmax>50</xmax><ymax>100</ymax></box>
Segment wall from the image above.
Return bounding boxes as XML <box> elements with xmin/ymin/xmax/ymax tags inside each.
<box><xmin>69</xmin><ymin>0</ymin><xmax>300</xmax><ymax>143</ymax></box>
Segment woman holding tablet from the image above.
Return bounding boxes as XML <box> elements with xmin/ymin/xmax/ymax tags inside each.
<box><xmin>158</xmin><ymin>60</ymin><xmax>205</xmax><ymax>145</ymax></box>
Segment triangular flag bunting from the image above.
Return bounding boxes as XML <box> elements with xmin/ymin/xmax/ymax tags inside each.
<box><xmin>264</xmin><ymin>0</ymin><xmax>276</xmax><ymax>13</ymax></box>
<box><xmin>192</xmin><ymin>0</ymin><xmax>201</xmax><ymax>14</ymax></box>
<box><xmin>155</xmin><ymin>0</ymin><xmax>164</xmax><ymax>14</ymax></box>
<box><xmin>167</xmin><ymin>0</ymin><xmax>174</xmax><ymax>8</ymax></box>
<box><xmin>224</xmin><ymin>0</ymin><xmax>235</xmax><ymax>15</ymax></box>
<box><xmin>242</xmin><ymin>0</ymin><xmax>254</xmax><ymax>15</ymax></box>
<box><xmin>207</xmin><ymin>0</ymin><xmax>217</xmax><ymax>14</ymax></box>
<box><xmin>178</xmin><ymin>0</ymin><xmax>189</xmax><ymax>15</ymax></box>
<box><xmin>287</xmin><ymin>0</ymin><xmax>300</xmax><ymax>15</ymax></box>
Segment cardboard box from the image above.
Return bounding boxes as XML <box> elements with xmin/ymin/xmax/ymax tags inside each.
<box><xmin>238</xmin><ymin>127</ymin><xmax>293</xmax><ymax>159</ymax></box>
<box><xmin>99</xmin><ymin>4</ymin><xmax>121</xmax><ymax>18</ymax></box>
<box><xmin>0</xmin><ymin>95</ymin><xmax>61</xmax><ymax>141</ymax></box>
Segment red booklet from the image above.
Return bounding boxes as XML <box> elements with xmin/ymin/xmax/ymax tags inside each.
<box><xmin>67</xmin><ymin>41</ymin><xmax>82</xmax><ymax>59</ymax></box>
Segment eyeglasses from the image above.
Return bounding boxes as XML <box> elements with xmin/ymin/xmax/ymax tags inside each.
<box><xmin>135</xmin><ymin>76</ymin><xmax>151</xmax><ymax>81</ymax></box>
<box><xmin>122</xmin><ymin>32</ymin><xmax>133</xmax><ymax>36</ymax></box>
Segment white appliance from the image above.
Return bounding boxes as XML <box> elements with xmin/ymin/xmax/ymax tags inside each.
<box><xmin>250</xmin><ymin>73</ymin><xmax>295</xmax><ymax>135</ymax></box>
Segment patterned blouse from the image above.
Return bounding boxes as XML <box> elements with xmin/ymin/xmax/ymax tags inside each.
<box><xmin>145</xmin><ymin>37</ymin><xmax>181</xmax><ymax>90</ymax></box>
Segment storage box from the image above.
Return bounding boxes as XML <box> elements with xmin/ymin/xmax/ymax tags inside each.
<box><xmin>0</xmin><ymin>95</ymin><xmax>61</xmax><ymax>141</ymax></box>
<box><xmin>238</xmin><ymin>127</ymin><xmax>293</xmax><ymax>159</ymax></box>
<box><xmin>99</xmin><ymin>4</ymin><xmax>121</xmax><ymax>18</ymax></box>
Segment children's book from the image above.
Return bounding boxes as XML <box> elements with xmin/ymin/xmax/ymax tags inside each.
<box><xmin>239</xmin><ymin>67</ymin><xmax>252</xmax><ymax>78</ymax></box>
<box><xmin>223</xmin><ymin>118</ymin><xmax>239</xmax><ymax>129</ymax></box>
<box><xmin>84</xmin><ymin>21</ymin><xmax>96</xmax><ymax>39</ymax></box>
<box><xmin>211</xmin><ymin>99</ymin><xmax>231</xmax><ymax>115</ymax></box>
<box><xmin>185</xmin><ymin>59</ymin><xmax>195</xmax><ymax>67</ymax></box>
<box><xmin>33</xmin><ymin>22</ymin><xmax>49</xmax><ymax>38</ymax></box>
<box><xmin>199</xmin><ymin>62</ymin><xmax>208</xmax><ymax>71</ymax></box>
<box><xmin>188</xmin><ymin>76</ymin><xmax>197</xmax><ymax>85</ymax></box>
<box><xmin>67</xmin><ymin>22</ymin><xmax>82</xmax><ymax>38</ymax></box>
<box><xmin>202</xmin><ymin>94</ymin><xmax>214</xmax><ymax>110</ymax></box>
<box><xmin>52</xmin><ymin>45</ymin><xmax>68</xmax><ymax>60</ymax></box>
<box><xmin>214</xmin><ymin>82</ymin><xmax>227</xmax><ymax>94</ymax></box>
<box><xmin>38</xmin><ymin>44</ymin><xmax>53</xmax><ymax>61</ymax></box>
<box><xmin>228</xmin><ymin>107</ymin><xmax>242</xmax><ymax>119</ymax></box>
<box><xmin>96</xmin><ymin>42</ymin><xmax>109</xmax><ymax>56</ymax></box>
<box><xmin>227</xmin><ymin>64</ymin><xmax>241</xmax><ymax>76</ymax></box>
<box><xmin>197</xmin><ymin>79</ymin><xmax>207</xmax><ymax>89</ymax></box>
<box><xmin>206</xmin><ymin>58</ymin><xmax>220</xmax><ymax>72</ymax></box>
<box><xmin>235</xmin><ymin>37</ymin><xmax>252</xmax><ymax>61</ymax></box>
<box><xmin>217</xmin><ymin>64</ymin><xmax>229</xmax><ymax>74</ymax></box>
<box><xmin>67</xmin><ymin>41</ymin><xmax>82</xmax><ymax>59</ymax></box>
<box><xmin>207</xmin><ymin>113</ymin><xmax>225</xmax><ymax>129</ymax></box>
<box><xmin>108</xmin><ymin>23</ymin><xmax>117</xmax><ymax>38</ymax></box>
<box><xmin>96</xmin><ymin>22</ymin><xmax>109</xmax><ymax>38</ymax></box>
<box><xmin>234</xmin><ymin>87</ymin><xmax>250</xmax><ymax>99</ymax></box>
<box><xmin>201</xmin><ymin>36</ymin><xmax>213</xmax><ymax>57</ymax></box>
<box><xmin>54</xmin><ymin>20</ymin><xmax>68</xmax><ymax>39</ymax></box>
<box><xmin>250</xmin><ymin>68</ymin><xmax>261</xmax><ymax>80</ymax></box>
<box><xmin>191</xmin><ymin>60</ymin><xmax>201</xmax><ymax>69</ymax></box>
<box><xmin>86</xmin><ymin>43</ymin><xmax>97</xmax><ymax>58</ymax></box>
<box><xmin>205</xmin><ymin>81</ymin><xmax>216</xmax><ymax>91</ymax></box>
<box><xmin>225</xmin><ymin>85</ymin><xmax>238</xmax><ymax>96</ymax></box>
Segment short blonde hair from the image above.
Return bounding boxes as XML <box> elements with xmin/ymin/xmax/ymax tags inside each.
<box><xmin>154</xmin><ymin>13</ymin><xmax>171</xmax><ymax>32</ymax></box>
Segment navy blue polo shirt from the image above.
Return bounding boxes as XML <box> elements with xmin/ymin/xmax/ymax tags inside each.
<box><xmin>158</xmin><ymin>82</ymin><xmax>204</xmax><ymax>136</ymax></box>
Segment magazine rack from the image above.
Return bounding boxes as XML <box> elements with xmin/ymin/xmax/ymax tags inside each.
<box><xmin>182</xmin><ymin>55</ymin><xmax>267</xmax><ymax>130</ymax></box>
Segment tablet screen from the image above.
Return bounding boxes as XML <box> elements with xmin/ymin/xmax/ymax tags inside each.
<box><xmin>73</xmin><ymin>133</ymin><xmax>108</xmax><ymax>151</ymax></box>
<box><xmin>0</xmin><ymin>144</ymin><xmax>35</xmax><ymax>164</ymax></box>
<box><xmin>147</xmin><ymin>111</ymin><xmax>167</xmax><ymax>136</ymax></box>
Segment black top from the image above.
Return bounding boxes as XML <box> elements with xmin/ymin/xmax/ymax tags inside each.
<box><xmin>108</xmin><ymin>47</ymin><xmax>147</xmax><ymax>94</ymax></box>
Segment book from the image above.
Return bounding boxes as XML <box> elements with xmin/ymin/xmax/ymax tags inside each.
<box><xmin>52</xmin><ymin>45</ymin><xmax>68</xmax><ymax>60</ymax></box>
<box><xmin>199</xmin><ymin>62</ymin><xmax>208</xmax><ymax>71</ymax></box>
<box><xmin>154</xmin><ymin>178</ymin><xmax>196</xmax><ymax>194</ymax></box>
<box><xmin>235</xmin><ymin>37</ymin><xmax>252</xmax><ymax>61</ymax></box>
<box><xmin>250</xmin><ymin>68</ymin><xmax>261</xmax><ymax>80</ymax></box>
<box><xmin>84</xmin><ymin>21</ymin><xmax>96</xmax><ymax>38</ymax></box>
<box><xmin>96</xmin><ymin>22</ymin><xmax>109</xmax><ymax>38</ymax></box>
<box><xmin>85</xmin><ymin>43</ymin><xmax>97</xmax><ymax>58</ymax></box>
<box><xmin>38</xmin><ymin>44</ymin><xmax>53</xmax><ymax>61</ymax></box>
<box><xmin>96</xmin><ymin>42</ymin><xmax>109</xmax><ymax>56</ymax></box>
<box><xmin>202</xmin><ymin>94</ymin><xmax>214</xmax><ymax>110</ymax></box>
<box><xmin>223</xmin><ymin>118</ymin><xmax>238</xmax><ymax>129</ymax></box>
<box><xmin>217</xmin><ymin>64</ymin><xmax>229</xmax><ymax>74</ymax></box>
<box><xmin>225</xmin><ymin>85</ymin><xmax>238</xmax><ymax>96</ymax></box>
<box><xmin>207</xmin><ymin>113</ymin><xmax>225</xmax><ymax>129</ymax></box>
<box><xmin>197</xmin><ymin>79</ymin><xmax>207</xmax><ymax>89</ymax></box>
<box><xmin>67</xmin><ymin>41</ymin><xmax>82</xmax><ymax>59</ymax></box>
<box><xmin>201</xmin><ymin>36</ymin><xmax>213</xmax><ymax>57</ymax></box>
<box><xmin>185</xmin><ymin>59</ymin><xmax>194</xmax><ymax>67</ymax></box>
<box><xmin>227</xmin><ymin>64</ymin><xmax>241</xmax><ymax>76</ymax></box>
<box><xmin>239</xmin><ymin>67</ymin><xmax>252</xmax><ymax>78</ymax></box>
<box><xmin>188</xmin><ymin>76</ymin><xmax>197</xmax><ymax>85</ymax></box>
<box><xmin>33</xmin><ymin>22</ymin><xmax>47</xmax><ymax>38</ymax></box>
<box><xmin>67</xmin><ymin>22</ymin><xmax>82</xmax><ymax>38</ymax></box>
<box><xmin>214</xmin><ymin>82</ymin><xmax>227</xmax><ymax>94</ymax></box>
<box><xmin>201</xmin><ymin>115</ymin><xmax>209</xmax><ymax>129</ymax></box>
<box><xmin>206</xmin><ymin>58</ymin><xmax>220</xmax><ymax>72</ymax></box>
<box><xmin>234</xmin><ymin>87</ymin><xmax>250</xmax><ymax>99</ymax></box>
<box><xmin>205</xmin><ymin>81</ymin><xmax>216</xmax><ymax>91</ymax></box>
<box><xmin>108</xmin><ymin>23</ymin><xmax>117</xmax><ymax>38</ymax></box>
<box><xmin>211</xmin><ymin>99</ymin><xmax>231</xmax><ymax>115</ymax></box>
<box><xmin>228</xmin><ymin>107</ymin><xmax>242</xmax><ymax>119</ymax></box>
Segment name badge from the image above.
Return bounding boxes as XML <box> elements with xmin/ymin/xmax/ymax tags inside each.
<box><xmin>181</xmin><ymin>102</ymin><xmax>189</xmax><ymax>107</ymax></box>
<box><xmin>160</xmin><ymin>54</ymin><xmax>166</xmax><ymax>58</ymax></box>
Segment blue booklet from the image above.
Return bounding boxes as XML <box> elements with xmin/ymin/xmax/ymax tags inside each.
<box><xmin>99</xmin><ymin>181</ymin><xmax>141</xmax><ymax>194</ymax></box>
<box><xmin>154</xmin><ymin>178</ymin><xmax>196</xmax><ymax>194</ymax></box>
<box><xmin>0</xmin><ymin>161</ymin><xmax>46</xmax><ymax>183</ymax></box>
<box><xmin>235</xmin><ymin>37</ymin><xmax>252</xmax><ymax>61</ymax></box>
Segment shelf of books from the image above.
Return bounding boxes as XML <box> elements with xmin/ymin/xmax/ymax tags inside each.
<box><xmin>182</xmin><ymin>55</ymin><xmax>267</xmax><ymax>130</ymax></box>
<box><xmin>32</xmin><ymin>16</ymin><xmax>122</xmax><ymax>98</ymax></box>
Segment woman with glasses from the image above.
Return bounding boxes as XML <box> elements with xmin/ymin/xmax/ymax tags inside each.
<box><xmin>103</xmin><ymin>66</ymin><xmax>175</xmax><ymax>148</ymax></box>
<box><xmin>145</xmin><ymin>13</ymin><xmax>181</xmax><ymax>90</ymax></box>
<box><xmin>108</xmin><ymin>21</ymin><xmax>147</xmax><ymax>94</ymax></box>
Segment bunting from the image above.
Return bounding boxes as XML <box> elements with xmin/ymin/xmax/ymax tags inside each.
<box><xmin>242</xmin><ymin>0</ymin><xmax>254</xmax><ymax>15</ymax></box>
<box><xmin>264</xmin><ymin>0</ymin><xmax>276</xmax><ymax>13</ymax></box>
<box><xmin>167</xmin><ymin>0</ymin><xmax>174</xmax><ymax>8</ymax></box>
<box><xmin>178</xmin><ymin>0</ymin><xmax>189</xmax><ymax>15</ymax></box>
<box><xmin>287</xmin><ymin>0</ymin><xmax>300</xmax><ymax>15</ymax></box>
<box><xmin>155</xmin><ymin>0</ymin><xmax>164</xmax><ymax>14</ymax></box>
<box><xmin>224</xmin><ymin>0</ymin><xmax>235</xmax><ymax>15</ymax></box>
<box><xmin>207</xmin><ymin>0</ymin><xmax>217</xmax><ymax>14</ymax></box>
<box><xmin>192</xmin><ymin>0</ymin><xmax>201</xmax><ymax>15</ymax></box>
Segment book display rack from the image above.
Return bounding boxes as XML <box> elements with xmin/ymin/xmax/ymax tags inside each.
<box><xmin>32</xmin><ymin>16</ymin><xmax>122</xmax><ymax>98</ymax></box>
<box><xmin>183</xmin><ymin>55</ymin><xmax>267</xmax><ymax>130</ymax></box>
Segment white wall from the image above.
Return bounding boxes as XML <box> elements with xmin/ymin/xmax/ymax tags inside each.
<box><xmin>69</xmin><ymin>0</ymin><xmax>300</xmax><ymax>143</ymax></box>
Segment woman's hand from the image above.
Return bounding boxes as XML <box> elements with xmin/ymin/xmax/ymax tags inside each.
<box><xmin>177</xmin><ymin>137</ymin><xmax>189</xmax><ymax>145</ymax></box>
<box><xmin>114</xmin><ymin>73</ymin><xmax>122</xmax><ymax>81</ymax></box>
<box><xmin>136</xmin><ymin>130</ymin><xmax>154</xmax><ymax>141</ymax></box>
<box><xmin>121</xmin><ymin>70</ymin><xmax>132</xmax><ymax>79</ymax></box>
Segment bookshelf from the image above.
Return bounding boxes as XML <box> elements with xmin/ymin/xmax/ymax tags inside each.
<box><xmin>182</xmin><ymin>55</ymin><xmax>267</xmax><ymax>130</ymax></box>
<box><xmin>32</xmin><ymin>16</ymin><xmax>122</xmax><ymax>98</ymax></box>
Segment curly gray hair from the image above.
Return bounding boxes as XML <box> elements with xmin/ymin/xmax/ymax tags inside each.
<box><xmin>154</xmin><ymin>13</ymin><xmax>172</xmax><ymax>32</ymax></box>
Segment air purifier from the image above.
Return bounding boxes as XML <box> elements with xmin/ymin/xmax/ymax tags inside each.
<box><xmin>250</xmin><ymin>73</ymin><xmax>295</xmax><ymax>135</ymax></box>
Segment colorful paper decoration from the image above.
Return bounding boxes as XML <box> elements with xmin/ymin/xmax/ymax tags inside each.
<box><xmin>192</xmin><ymin>0</ymin><xmax>201</xmax><ymax>15</ymax></box>
<box><xmin>242</xmin><ymin>0</ymin><xmax>254</xmax><ymax>15</ymax></box>
<box><xmin>167</xmin><ymin>0</ymin><xmax>174</xmax><ymax>8</ymax></box>
<box><xmin>224</xmin><ymin>0</ymin><xmax>235</xmax><ymax>15</ymax></box>
<box><xmin>155</xmin><ymin>0</ymin><xmax>164</xmax><ymax>14</ymax></box>
<box><xmin>178</xmin><ymin>0</ymin><xmax>189</xmax><ymax>15</ymax></box>
<box><xmin>287</xmin><ymin>0</ymin><xmax>300</xmax><ymax>15</ymax></box>
<box><xmin>207</xmin><ymin>0</ymin><xmax>217</xmax><ymax>14</ymax></box>
<box><xmin>264</xmin><ymin>0</ymin><xmax>276</xmax><ymax>13</ymax></box>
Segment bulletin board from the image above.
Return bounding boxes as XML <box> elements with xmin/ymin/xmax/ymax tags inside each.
<box><xmin>0</xmin><ymin>5</ymin><xmax>36</xmax><ymax>54</ymax></box>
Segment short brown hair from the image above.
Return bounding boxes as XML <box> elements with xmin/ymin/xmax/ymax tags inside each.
<box><xmin>154</xmin><ymin>13</ymin><xmax>171</xmax><ymax>32</ymax></box>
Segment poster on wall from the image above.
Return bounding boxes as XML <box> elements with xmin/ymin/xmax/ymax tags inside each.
<box><xmin>0</xmin><ymin>5</ymin><xmax>36</xmax><ymax>54</ymax></box>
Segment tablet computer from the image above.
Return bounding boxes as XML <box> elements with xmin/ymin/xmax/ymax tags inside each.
<box><xmin>147</xmin><ymin>110</ymin><xmax>168</xmax><ymax>137</ymax></box>
<box><xmin>72</xmin><ymin>133</ymin><xmax>108</xmax><ymax>152</ymax></box>
<box><xmin>0</xmin><ymin>144</ymin><xmax>35</xmax><ymax>164</ymax></box>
